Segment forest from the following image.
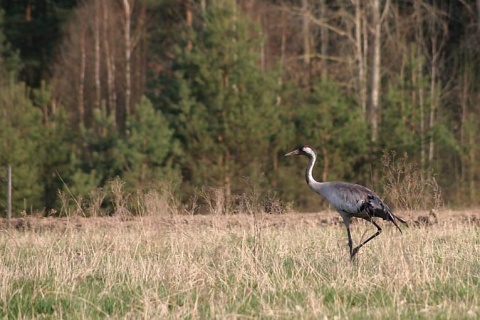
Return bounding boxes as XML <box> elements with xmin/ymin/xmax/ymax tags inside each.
<box><xmin>0</xmin><ymin>0</ymin><xmax>479</xmax><ymax>215</ymax></box>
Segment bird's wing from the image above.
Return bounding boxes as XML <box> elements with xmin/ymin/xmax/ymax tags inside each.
<box><xmin>320</xmin><ymin>182</ymin><xmax>372</xmax><ymax>214</ymax></box>
<box><xmin>322</xmin><ymin>182</ymin><xmax>406</xmax><ymax>232</ymax></box>
<box><xmin>360</xmin><ymin>193</ymin><xmax>407</xmax><ymax>233</ymax></box>
<box><xmin>360</xmin><ymin>193</ymin><xmax>395</xmax><ymax>221</ymax></box>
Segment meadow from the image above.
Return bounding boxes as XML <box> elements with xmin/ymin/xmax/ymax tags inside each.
<box><xmin>0</xmin><ymin>211</ymin><xmax>479</xmax><ymax>319</ymax></box>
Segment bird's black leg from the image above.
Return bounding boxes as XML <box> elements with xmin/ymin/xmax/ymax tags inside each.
<box><xmin>351</xmin><ymin>220</ymin><xmax>382</xmax><ymax>259</ymax></box>
<box><xmin>346</xmin><ymin>226</ymin><xmax>354</xmax><ymax>257</ymax></box>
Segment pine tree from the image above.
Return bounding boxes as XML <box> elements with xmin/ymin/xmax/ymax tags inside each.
<box><xmin>68</xmin><ymin>105</ymin><xmax>121</xmax><ymax>197</ymax></box>
<box><xmin>158</xmin><ymin>3</ymin><xmax>282</xmax><ymax>198</ymax></box>
<box><xmin>0</xmin><ymin>7</ymin><xmax>22</xmax><ymax>80</ymax></box>
<box><xmin>0</xmin><ymin>9</ymin><xmax>44</xmax><ymax>214</ymax></box>
<box><xmin>118</xmin><ymin>96</ymin><xmax>178</xmax><ymax>188</ymax></box>
<box><xmin>288</xmin><ymin>79</ymin><xmax>368</xmax><ymax>209</ymax></box>
<box><xmin>1</xmin><ymin>0</ymin><xmax>77</xmax><ymax>87</ymax></box>
<box><xmin>0</xmin><ymin>81</ymin><xmax>44</xmax><ymax>213</ymax></box>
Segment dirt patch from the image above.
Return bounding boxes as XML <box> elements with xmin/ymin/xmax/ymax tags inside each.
<box><xmin>0</xmin><ymin>209</ymin><xmax>479</xmax><ymax>233</ymax></box>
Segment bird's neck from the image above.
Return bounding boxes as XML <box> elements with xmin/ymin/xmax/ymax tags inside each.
<box><xmin>305</xmin><ymin>152</ymin><xmax>321</xmax><ymax>186</ymax></box>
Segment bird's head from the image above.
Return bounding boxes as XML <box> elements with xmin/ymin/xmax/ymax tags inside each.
<box><xmin>284</xmin><ymin>145</ymin><xmax>316</xmax><ymax>157</ymax></box>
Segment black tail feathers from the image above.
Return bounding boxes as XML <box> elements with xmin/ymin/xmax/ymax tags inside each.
<box><xmin>364</xmin><ymin>194</ymin><xmax>408</xmax><ymax>233</ymax></box>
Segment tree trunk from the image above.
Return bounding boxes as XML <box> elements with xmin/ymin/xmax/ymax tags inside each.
<box><xmin>400</xmin><ymin>57</ymin><xmax>406</xmax><ymax>126</ymax></box>
<box><xmin>186</xmin><ymin>0</ymin><xmax>193</xmax><ymax>51</ymax></box>
<box><xmin>460</xmin><ymin>66</ymin><xmax>467</xmax><ymax>184</ymax></box>
<box><xmin>428</xmin><ymin>36</ymin><xmax>438</xmax><ymax>164</ymax></box>
<box><xmin>473</xmin><ymin>1</ymin><xmax>480</xmax><ymax>202</ymax></box>
<box><xmin>302</xmin><ymin>0</ymin><xmax>310</xmax><ymax>65</ymax></box>
<box><xmin>280</xmin><ymin>10</ymin><xmax>286</xmax><ymax>67</ymax></box>
<box><xmin>94</xmin><ymin>0</ymin><xmax>101</xmax><ymax>110</ymax></box>
<box><xmin>477</xmin><ymin>0</ymin><xmax>480</xmax><ymax>32</ymax></box>
<box><xmin>258</xmin><ymin>9</ymin><xmax>265</xmax><ymax>70</ymax></box>
<box><xmin>362</xmin><ymin>7</ymin><xmax>369</xmax><ymax>93</ymax></box>
<box><xmin>468</xmin><ymin>120</ymin><xmax>476</xmax><ymax>205</ymax></box>
<box><xmin>419</xmin><ymin>57</ymin><xmax>426</xmax><ymax>171</ymax></box>
<box><xmin>370</xmin><ymin>0</ymin><xmax>381</xmax><ymax>143</ymax></box>
<box><xmin>460</xmin><ymin>64</ymin><xmax>476</xmax><ymax>205</ymax></box>
<box><xmin>414</xmin><ymin>0</ymin><xmax>426</xmax><ymax>171</ymax></box>
<box><xmin>25</xmin><ymin>3</ymin><xmax>31</xmax><ymax>22</ymax></box>
<box><xmin>398</xmin><ymin>9</ymin><xmax>406</xmax><ymax>129</ymax></box>
<box><xmin>320</xmin><ymin>0</ymin><xmax>328</xmax><ymax>80</ymax></box>
<box><xmin>133</xmin><ymin>2</ymin><xmax>147</xmax><ymax>109</ymax></box>
<box><xmin>272</xmin><ymin>149</ymin><xmax>278</xmax><ymax>188</ymax></box>
<box><xmin>354</xmin><ymin>0</ymin><xmax>367</xmax><ymax>120</ymax></box>
<box><xmin>224</xmin><ymin>148</ymin><xmax>231</xmax><ymax>210</ymax></box>
<box><xmin>78</xmin><ymin>29</ymin><xmax>86</xmax><ymax>127</ymax></box>
<box><xmin>103</xmin><ymin>1</ymin><xmax>116</xmax><ymax>126</ymax></box>
<box><xmin>122</xmin><ymin>0</ymin><xmax>132</xmax><ymax>120</ymax></box>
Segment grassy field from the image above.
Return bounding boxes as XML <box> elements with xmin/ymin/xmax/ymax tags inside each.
<box><xmin>0</xmin><ymin>211</ymin><xmax>479</xmax><ymax>319</ymax></box>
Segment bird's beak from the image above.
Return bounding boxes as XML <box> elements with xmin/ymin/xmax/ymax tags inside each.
<box><xmin>284</xmin><ymin>149</ymin><xmax>299</xmax><ymax>157</ymax></box>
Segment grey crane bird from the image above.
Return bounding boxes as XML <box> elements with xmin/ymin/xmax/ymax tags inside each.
<box><xmin>285</xmin><ymin>145</ymin><xmax>407</xmax><ymax>260</ymax></box>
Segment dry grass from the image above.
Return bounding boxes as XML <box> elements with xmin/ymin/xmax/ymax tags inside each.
<box><xmin>0</xmin><ymin>211</ymin><xmax>479</xmax><ymax>319</ymax></box>
<box><xmin>381</xmin><ymin>151</ymin><xmax>442</xmax><ymax>211</ymax></box>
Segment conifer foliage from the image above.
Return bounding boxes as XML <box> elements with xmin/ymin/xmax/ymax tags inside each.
<box><xmin>159</xmin><ymin>4</ymin><xmax>282</xmax><ymax>198</ymax></box>
<box><xmin>0</xmin><ymin>1</ymin><xmax>479</xmax><ymax>214</ymax></box>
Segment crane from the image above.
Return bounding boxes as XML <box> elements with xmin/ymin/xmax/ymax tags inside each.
<box><xmin>285</xmin><ymin>145</ymin><xmax>407</xmax><ymax>260</ymax></box>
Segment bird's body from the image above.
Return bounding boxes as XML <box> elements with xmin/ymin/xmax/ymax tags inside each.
<box><xmin>312</xmin><ymin>181</ymin><xmax>404</xmax><ymax>228</ymax></box>
<box><xmin>286</xmin><ymin>145</ymin><xmax>407</xmax><ymax>260</ymax></box>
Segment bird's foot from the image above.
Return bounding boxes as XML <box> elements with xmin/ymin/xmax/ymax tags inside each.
<box><xmin>350</xmin><ymin>247</ymin><xmax>360</xmax><ymax>261</ymax></box>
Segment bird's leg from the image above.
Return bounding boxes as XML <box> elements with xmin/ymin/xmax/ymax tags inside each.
<box><xmin>339</xmin><ymin>213</ymin><xmax>354</xmax><ymax>259</ymax></box>
<box><xmin>351</xmin><ymin>220</ymin><xmax>382</xmax><ymax>259</ymax></box>
<box><xmin>346</xmin><ymin>226</ymin><xmax>353</xmax><ymax>257</ymax></box>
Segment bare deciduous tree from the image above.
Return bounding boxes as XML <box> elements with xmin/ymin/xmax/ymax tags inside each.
<box><xmin>301</xmin><ymin>0</ymin><xmax>310</xmax><ymax>65</ymax></box>
<box><xmin>370</xmin><ymin>0</ymin><xmax>390</xmax><ymax>143</ymax></box>
<box><xmin>52</xmin><ymin>0</ymin><xmax>147</xmax><ymax>129</ymax></box>
<box><xmin>103</xmin><ymin>1</ymin><xmax>117</xmax><ymax>125</ymax></box>
<box><xmin>122</xmin><ymin>0</ymin><xmax>132</xmax><ymax>119</ymax></box>
<box><xmin>353</xmin><ymin>0</ymin><xmax>367</xmax><ymax>119</ymax></box>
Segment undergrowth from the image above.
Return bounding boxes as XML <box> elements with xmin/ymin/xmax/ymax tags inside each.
<box><xmin>56</xmin><ymin>177</ymin><xmax>289</xmax><ymax>217</ymax></box>
<box><xmin>381</xmin><ymin>150</ymin><xmax>442</xmax><ymax>211</ymax></box>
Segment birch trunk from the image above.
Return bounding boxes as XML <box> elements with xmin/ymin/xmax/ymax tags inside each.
<box><xmin>302</xmin><ymin>0</ymin><xmax>310</xmax><ymax>65</ymax></box>
<box><xmin>370</xmin><ymin>0</ymin><xmax>381</xmax><ymax>142</ymax></box>
<box><xmin>103</xmin><ymin>1</ymin><xmax>116</xmax><ymax>126</ymax></box>
<box><xmin>414</xmin><ymin>0</ymin><xmax>426</xmax><ymax>171</ymax></box>
<box><xmin>122</xmin><ymin>0</ymin><xmax>132</xmax><ymax>119</ymax></box>
<box><xmin>354</xmin><ymin>0</ymin><xmax>367</xmax><ymax>120</ymax></box>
